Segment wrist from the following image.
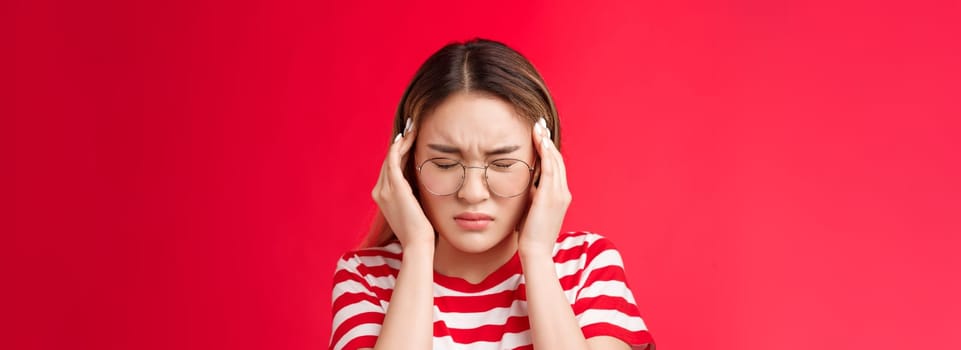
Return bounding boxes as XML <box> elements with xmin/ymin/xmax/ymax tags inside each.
<box><xmin>401</xmin><ymin>238</ymin><xmax>435</xmax><ymax>254</ymax></box>
<box><xmin>518</xmin><ymin>243</ymin><xmax>554</xmax><ymax>262</ymax></box>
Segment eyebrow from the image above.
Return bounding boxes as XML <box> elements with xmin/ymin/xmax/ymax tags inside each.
<box><xmin>427</xmin><ymin>144</ymin><xmax>521</xmax><ymax>156</ymax></box>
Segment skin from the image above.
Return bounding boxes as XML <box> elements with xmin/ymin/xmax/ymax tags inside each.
<box><xmin>369</xmin><ymin>92</ymin><xmax>638</xmax><ymax>349</ymax></box>
<box><xmin>415</xmin><ymin>92</ymin><xmax>534</xmax><ymax>283</ymax></box>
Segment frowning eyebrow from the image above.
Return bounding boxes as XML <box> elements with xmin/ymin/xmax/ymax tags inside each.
<box><xmin>427</xmin><ymin>144</ymin><xmax>521</xmax><ymax>156</ymax></box>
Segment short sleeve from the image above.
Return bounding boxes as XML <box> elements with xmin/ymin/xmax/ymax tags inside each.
<box><xmin>572</xmin><ymin>235</ymin><xmax>655</xmax><ymax>349</ymax></box>
<box><xmin>329</xmin><ymin>253</ymin><xmax>386</xmax><ymax>350</ymax></box>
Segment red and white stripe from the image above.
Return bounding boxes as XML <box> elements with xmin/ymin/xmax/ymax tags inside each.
<box><xmin>330</xmin><ymin>232</ymin><xmax>654</xmax><ymax>350</ymax></box>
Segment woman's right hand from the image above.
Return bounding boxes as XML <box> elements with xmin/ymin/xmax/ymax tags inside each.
<box><xmin>371</xmin><ymin>118</ymin><xmax>435</xmax><ymax>248</ymax></box>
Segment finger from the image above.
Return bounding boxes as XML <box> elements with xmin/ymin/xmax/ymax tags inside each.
<box><xmin>535</xmin><ymin>127</ymin><xmax>570</xmax><ymax>195</ymax></box>
<box><xmin>397</xmin><ymin>123</ymin><xmax>418</xmax><ymax>167</ymax></box>
<box><xmin>532</xmin><ymin>118</ymin><xmax>552</xmax><ymax>161</ymax></box>
<box><xmin>385</xmin><ymin>132</ymin><xmax>406</xmax><ymax>186</ymax></box>
<box><xmin>373</xmin><ymin>160</ymin><xmax>389</xmax><ymax>206</ymax></box>
<box><xmin>542</xmin><ymin>136</ymin><xmax>568</xmax><ymax>187</ymax></box>
<box><xmin>536</xmin><ymin>130</ymin><xmax>554</xmax><ymax>189</ymax></box>
<box><xmin>387</xmin><ymin>120</ymin><xmax>419</xmax><ymax>185</ymax></box>
<box><xmin>530</xmin><ymin>119</ymin><xmax>553</xmax><ymax>192</ymax></box>
<box><xmin>531</xmin><ymin>118</ymin><xmax>550</xmax><ymax>157</ymax></box>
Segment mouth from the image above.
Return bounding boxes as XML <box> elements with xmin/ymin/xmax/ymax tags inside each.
<box><xmin>454</xmin><ymin>212</ymin><xmax>493</xmax><ymax>231</ymax></box>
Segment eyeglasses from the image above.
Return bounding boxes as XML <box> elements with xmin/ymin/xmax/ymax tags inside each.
<box><xmin>416</xmin><ymin>157</ymin><xmax>534</xmax><ymax>197</ymax></box>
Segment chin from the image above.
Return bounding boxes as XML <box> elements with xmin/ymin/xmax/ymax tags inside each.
<box><xmin>439</xmin><ymin>225</ymin><xmax>514</xmax><ymax>254</ymax></box>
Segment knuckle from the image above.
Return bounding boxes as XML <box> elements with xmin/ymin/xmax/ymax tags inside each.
<box><xmin>372</xmin><ymin>188</ymin><xmax>388</xmax><ymax>201</ymax></box>
<box><xmin>540</xmin><ymin>166</ymin><xmax>553</xmax><ymax>177</ymax></box>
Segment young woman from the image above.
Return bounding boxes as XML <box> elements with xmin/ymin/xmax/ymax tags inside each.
<box><xmin>330</xmin><ymin>39</ymin><xmax>654</xmax><ymax>350</ymax></box>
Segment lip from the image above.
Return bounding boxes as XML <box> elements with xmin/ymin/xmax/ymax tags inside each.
<box><xmin>455</xmin><ymin>212</ymin><xmax>494</xmax><ymax>221</ymax></box>
<box><xmin>454</xmin><ymin>212</ymin><xmax>493</xmax><ymax>230</ymax></box>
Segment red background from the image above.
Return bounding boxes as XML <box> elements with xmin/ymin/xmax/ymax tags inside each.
<box><xmin>9</xmin><ymin>0</ymin><xmax>961</xmax><ymax>349</ymax></box>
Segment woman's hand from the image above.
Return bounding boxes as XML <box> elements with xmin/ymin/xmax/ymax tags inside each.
<box><xmin>371</xmin><ymin>118</ymin><xmax>435</xmax><ymax>248</ymax></box>
<box><xmin>518</xmin><ymin>117</ymin><xmax>572</xmax><ymax>257</ymax></box>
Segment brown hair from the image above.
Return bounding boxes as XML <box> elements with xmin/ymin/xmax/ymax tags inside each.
<box><xmin>361</xmin><ymin>38</ymin><xmax>561</xmax><ymax>248</ymax></box>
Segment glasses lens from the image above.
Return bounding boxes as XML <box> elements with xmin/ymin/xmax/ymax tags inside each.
<box><xmin>486</xmin><ymin>159</ymin><xmax>532</xmax><ymax>197</ymax></box>
<box><xmin>419</xmin><ymin>158</ymin><xmax>463</xmax><ymax>195</ymax></box>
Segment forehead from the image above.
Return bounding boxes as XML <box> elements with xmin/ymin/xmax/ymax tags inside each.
<box><xmin>418</xmin><ymin>92</ymin><xmax>531</xmax><ymax>143</ymax></box>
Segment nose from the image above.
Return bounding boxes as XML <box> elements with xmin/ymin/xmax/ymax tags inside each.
<box><xmin>457</xmin><ymin>166</ymin><xmax>490</xmax><ymax>203</ymax></box>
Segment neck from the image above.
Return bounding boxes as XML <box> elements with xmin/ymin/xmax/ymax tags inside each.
<box><xmin>433</xmin><ymin>231</ymin><xmax>519</xmax><ymax>284</ymax></box>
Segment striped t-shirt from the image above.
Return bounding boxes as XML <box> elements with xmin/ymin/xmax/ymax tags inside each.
<box><xmin>330</xmin><ymin>231</ymin><xmax>654</xmax><ymax>350</ymax></box>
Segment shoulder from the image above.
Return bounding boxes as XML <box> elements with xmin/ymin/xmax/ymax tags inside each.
<box><xmin>554</xmin><ymin>231</ymin><xmax>622</xmax><ymax>258</ymax></box>
<box><xmin>335</xmin><ymin>241</ymin><xmax>404</xmax><ymax>275</ymax></box>
<box><xmin>553</xmin><ymin>231</ymin><xmax>628</xmax><ymax>272</ymax></box>
<box><xmin>332</xmin><ymin>242</ymin><xmax>404</xmax><ymax>297</ymax></box>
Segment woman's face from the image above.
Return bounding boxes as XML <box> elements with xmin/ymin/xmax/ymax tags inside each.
<box><xmin>413</xmin><ymin>92</ymin><xmax>535</xmax><ymax>255</ymax></box>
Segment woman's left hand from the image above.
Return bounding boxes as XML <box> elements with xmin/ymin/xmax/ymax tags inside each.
<box><xmin>518</xmin><ymin>118</ymin><xmax>572</xmax><ymax>257</ymax></box>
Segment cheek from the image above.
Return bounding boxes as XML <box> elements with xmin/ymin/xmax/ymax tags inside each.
<box><xmin>498</xmin><ymin>196</ymin><xmax>530</xmax><ymax>223</ymax></box>
<box><xmin>418</xmin><ymin>193</ymin><xmax>454</xmax><ymax>227</ymax></box>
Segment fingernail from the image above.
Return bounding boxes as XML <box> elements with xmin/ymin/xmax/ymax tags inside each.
<box><xmin>393</xmin><ymin>133</ymin><xmax>402</xmax><ymax>144</ymax></box>
<box><xmin>541</xmin><ymin>136</ymin><xmax>551</xmax><ymax>148</ymax></box>
<box><xmin>546</xmin><ymin>129</ymin><xmax>552</xmax><ymax>140</ymax></box>
<box><xmin>404</xmin><ymin>118</ymin><xmax>412</xmax><ymax>135</ymax></box>
<box><xmin>538</xmin><ymin>117</ymin><xmax>547</xmax><ymax>129</ymax></box>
